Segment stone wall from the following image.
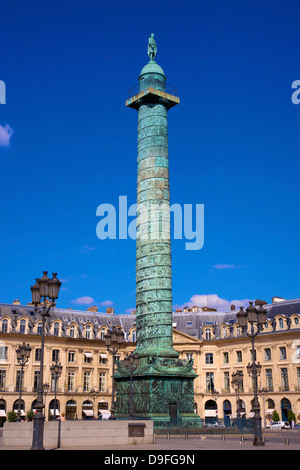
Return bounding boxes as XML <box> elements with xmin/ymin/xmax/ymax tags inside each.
<box><xmin>2</xmin><ymin>420</ymin><xmax>154</xmax><ymax>449</ymax></box>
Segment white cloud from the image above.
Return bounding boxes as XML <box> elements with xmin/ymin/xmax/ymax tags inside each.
<box><xmin>0</xmin><ymin>124</ymin><xmax>13</xmax><ymax>147</ymax></box>
<box><xmin>71</xmin><ymin>296</ymin><xmax>94</xmax><ymax>305</ymax></box>
<box><xmin>176</xmin><ymin>293</ymin><xmax>252</xmax><ymax>312</ymax></box>
<box><xmin>213</xmin><ymin>264</ymin><xmax>245</xmax><ymax>270</ymax></box>
<box><xmin>99</xmin><ymin>300</ymin><xmax>114</xmax><ymax>307</ymax></box>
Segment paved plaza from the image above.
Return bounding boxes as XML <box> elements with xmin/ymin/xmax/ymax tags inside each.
<box><xmin>1</xmin><ymin>428</ymin><xmax>299</xmax><ymax>452</ymax></box>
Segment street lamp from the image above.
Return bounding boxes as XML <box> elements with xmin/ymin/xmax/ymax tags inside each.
<box><xmin>231</xmin><ymin>370</ymin><xmax>244</xmax><ymax>418</ymax></box>
<box><xmin>16</xmin><ymin>342</ymin><xmax>32</xmax><ymax>421</ymax></box>
<box><xmin>236</xmin><ymin>302</ymin><xmax>267</xmax><ymax>446</ymax></box>
<box><xmin>30</xmin><ymin>271</ymin><xmax>62</xmax><ymax>450</ymax></box>
<box><xmin>105</xmin><ymin>326</ymin><xmax>124</xmax><ymax>420</ymax></box>
<box><xmin>123</xmin><ymin>352</ymin><xmax>140</xmax><ymax>419</ymax></box>
<box><xmin>50</xmin><ymin>361</ymin><xmax>63</xmax><ymax>420</ymax></box>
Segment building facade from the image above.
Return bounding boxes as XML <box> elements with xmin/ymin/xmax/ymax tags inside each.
<box><xmin>0</xmin><ymin>297</ymin><xmax>299</xmax><ymax>426</ymax></box>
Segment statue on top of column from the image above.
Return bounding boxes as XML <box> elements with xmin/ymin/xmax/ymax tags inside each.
<box><xmin>148</xmin><ymin>33</ymin><xmax>157</xmax><ymax>61</ymax></box>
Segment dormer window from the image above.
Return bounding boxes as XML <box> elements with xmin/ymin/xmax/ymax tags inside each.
<box><xmin>20</xmin><ymin>319</ymin><xmax>26</xmax><ymax>334</ymax></box>
<box><xmin>54</xmin><ymin>322</ymin><xmax>60</xmax><ymax>336</ymax></box>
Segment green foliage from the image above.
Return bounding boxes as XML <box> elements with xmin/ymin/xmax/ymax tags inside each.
<box><xmin>271</xmin><ymin>410</ymin><xmax>280</xmax><ymax>422</ymax></box>
<box><xmin>287</xmin><ymin>410</ymin><xmax>296</xmax><ymax>423</ymax></box>
<box><xmin>26</xmin><ymin>409</ymin><xmax>34</xmax><ymax>421</ymax></box>
<box><xmin>7</xmin><ymin>411</ymin><xmax>17</xmax><ymax>422</ymax></box>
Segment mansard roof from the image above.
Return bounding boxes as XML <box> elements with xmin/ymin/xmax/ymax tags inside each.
<box><xmin>0</xmin><ymin>298</ymin><xmax>299</xmax><ymax>340</ymax></box>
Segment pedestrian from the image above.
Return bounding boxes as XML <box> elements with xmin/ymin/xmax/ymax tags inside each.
<box><xmin>291</xmin><ymin>419</ymin><xmax>295</xmax><ymax>430</ymax></box>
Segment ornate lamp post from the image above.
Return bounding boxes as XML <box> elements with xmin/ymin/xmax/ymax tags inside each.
<box><xmin>30</xmin><ymin>271</ymin><xmax>61</xmax><ymax>450</ymax></box>
<box><xmin>236</xmin><ymin>302</ymin><xmax>267</xmax><ymax>446</ymax></box>
<box><xmin>16</xmin><ymin>342</ymin><xmax>32</xmax><ymax>421</ymax></box>
<box><xmin>50</xmin><ymin>361</ymin><xmax>63</xmax><ymax>420</ymax></box>
<box><xmin>231</xmin><ymin>370</ymin><xmax>244</xmax><ymax>418</ymax></box>
<box><xmin>43</xmin><ymin>383</ymin><xmax>50</xmax><ymax>418</ymax></box>
<box><xmin>104</xmin><ymin>326</ymin><xmax>124</xmax><ymax>420</ymax></box>
<box><xmin>123</xmin><ymin>352</ymin><xmax>140</xmax><ymax>419</ymax></box>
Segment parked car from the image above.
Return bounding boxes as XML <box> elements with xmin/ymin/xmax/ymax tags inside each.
<box><xmin>266</xmin><ymin>421</ymin><xmax>290</xmax><ymax>429</ymax></box>
<box><xmin>204</xmin><ymin>421</ymin><xmax>225</xmax><ymax>428</ymax></box>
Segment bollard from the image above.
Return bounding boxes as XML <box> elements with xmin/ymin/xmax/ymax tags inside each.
<box><xmin>185</xmin><ymin>434</ymin><xmax>189</xmax><ymax>440</ymax></box>
<box><xmin>285</xmin><ymin>438</ymin><xmax>289</xmax><ymax>446</ymax></box>
<box><xmin>221</xmin><ymin>434</ymin><xmax>225</xmax><ymax>441</ymax></box>
<box><xmin>240</xmin><ymin>435</ymin><xmax>244</xmax><ymax>443</ymax></box>
<box><xmin>167</xmin><ymin>433</ymin><xmax>170</xmax><ymax>440</ymax></box>
<box><xmin>153</xmin><ymin>433</ymin><xmax>156</xmax><ymax>444</ymax></box>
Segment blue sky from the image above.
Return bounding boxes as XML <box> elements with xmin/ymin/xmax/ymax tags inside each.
<box><xmin>0</xmin><ymin>0</ymin><xmax>299</xmax><ymax>313</ymax></box>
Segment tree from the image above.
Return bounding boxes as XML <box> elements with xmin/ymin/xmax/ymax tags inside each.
<box><xmin>287</xmin><ymin>410</ymin><xmax>296</xmax><ymax>423</ymax></box>
<box><xmin>271</xmin><ymin>410</ymin><xmax>280</xmax><ymax>422</ymax></box>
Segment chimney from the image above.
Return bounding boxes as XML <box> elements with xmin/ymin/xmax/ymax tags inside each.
<box><xmin>106</xmin><ymin>307</ymin><xmax>114</xmax><ymax>314</ymax></box>
<box><xmin>255</xmin><ymin>299</ymin><xmax>268</xmax><ymax>306</ymax></box>
<box><xmin>230</xmin><ymin>304</ymin><xmax>235</xmax><ymax>311</ymax></box>
<box><xmin>12</xmin><ymin>299</ymin><xmax>21</xmax><ymax>305</ymax></box>
<box><xmin>87</xmin><ymin>306</ymin><xmax>98</xmax><ymax>312</ymax></box>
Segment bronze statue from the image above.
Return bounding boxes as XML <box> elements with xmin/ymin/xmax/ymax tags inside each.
<box><xmin>147</xmin><ymin>33</ymin><xmax>157</xmax><ymax>61</ymax></box>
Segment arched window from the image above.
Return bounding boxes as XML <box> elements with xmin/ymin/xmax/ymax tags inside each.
<box><xmin>85</xmin><ymin>325</ymin><xmax>91</xmax><ymax>339</ymax></box>
<box><xmin>20</xmin><ymin>319</ymin><xmax>26</xmax><ymax>334</ymax></box>
<box><xmin>53</xmin><ymin>322</ymin><xmax>60</xmax><ymax>336</ymax></box>
<box><xmin>1</xmin><ymin>319</ymin><xmax>8</xmax><ymax>333</ymax></box>
<box><xmin>100</xmin><ymin>327</ymin><xmax>106</xmax><ymax>340</ymax></box>
<box><xmin>205</xmin><ymin>328</ymin><xmax>212</xmax><ymax>340</ymax></box>
<box><xmin>70</xmin><ymin>325</ymin><xmax>75</xmax><ymax>338</ymax></box>
<box><xmin>37</xmin><ymin>322</ymin><xmax>42</xmax><ymax>335</ymax></box>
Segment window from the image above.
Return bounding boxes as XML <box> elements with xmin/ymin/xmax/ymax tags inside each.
<box><xmin>264</xmin><ymin>348</ymin><xmax>271</xmax><ymax>361</ymax></box>
<box><xmin>278</xmin><ymin>318</ymin><xmax>284</xmax><ymax>329</ymax></box>
<box><xmin>297</xmin><ymin>367</ymin><xmax>300</xmax><ymax>390</ymax></box>
<box><xmin>33</xmin><ymin>370</ymin><xmax>40</xmax><ymax>391</ymax></box>
<box><xmin>16</xmin><ymin>370</ymin><xmax>22</xmax><ymax>392</ymax></box>
<box><xmin>35</xmin><ymin>348</ymin><xmax>41</xmax><ymax>362</ymax></box>
<box><xmin>20</xmin><ymin>319</ymin><xmax>26</xmax><ymax>334</ymax></box>
<box><xmin>0</xmin><ymin>346</ymin><xmax>7</xmax><ymax>361</ymax></box>
<box><xmin>205</xmin><ymin>329</ymin><xmax>212</xmax><ymax>340</ymax></box>
<box><xmin>1</xmin><ymin>319</ymin><xmax>8</xmax><ymax>333</ymax></box>
<box><xmin>132</xmin><ymin>330</ymin><xmax>136</xmax><ymax>342</ymax></box>
<box><xmin>281</xmin><ymin>368</ymin><xmax>289</xmax><ymax>391</ymax></box>
<box><xmin>52</xmin><ymin>349</ymin><xmax>60</xmax><ymax>362</ymax></box>
<box><xmin>99</xmin><ymin>372</ymin><xmax>106</xmax><ymax>392</ymax></box>
<box><xmin>223</xmin><ymin>352</ymin><xmax>229</xmax><ymax>364</ymax></box>
<box><xmin>85</xmin><ymin>325</ymin><xmax>91</xmax><ymax>339</ymax></box>
<box><xmin>186</xmin><ymin>321</ymin><xmax>193</xmax><ymax>327</ymax></box>
<box><xmin>224</xmin><ymin>371</ymin><xmax>230</xmax><ymax>392</ymax></box>
<box><xmin>205</xmin><ymin>353</ymin><xmax>214</xmax><ymax>364</ymax></box>
<box><xmin>185</xmin><ymin>353</ymin><xmax>194</xmax><ymax>362</ymax></box>
<box><xmin>236</xmin><ymin>350</ymin><xmax>242</xmax><ymax>363</ymax></box>
<box><xmin>279</xmin><ymin>347</ymin><xmax>287</xmax><ymax>360</ymax></box>
<box><xmin>84</xmin><ymin>372</ymin><xmax>91</xmax><ymax>392</ymax></box>
<box><xmin>68</xmin><ymin>351</ymin><xmax>75</xmax><ymax>363</ymax></box>
<box><xmin>70</xmin><ymin>325</ymin><xmax>75</xmax><ymax>338</ymax></box>
<box><xmin>206</xmin><ymin>372</ymin><xmax>214</xmax><ymax>393</ymax></box>
<box><xmin>222</xmin><ymin>326</ymin><xmax>227</xmax><ymax>338</ymax></box>
<box><xmin>84</xmin><ymin>352</ymin><xmax>93</xmax><ymax>364</ymax></box>
<box><xmin>99</xmin><ymin>353</ymin><xmax>107</xmax><ymax>364</ymax></box>
<box><xmin>265</xmin><ymin>369</ymin><xmax>273</xmax><ymax>391</ymax></box>
<box><xmin>100</xmin><ymin>328</ymin><xmax>106</xmax><ymax>340</ymax></box>
<box><xmin>294</xmin><ymin>317</ymin><xmax>299</xmax><ymax>326</ymax></box>
<box><xmin>0</xmin><ymin>370</ymin><xmax>6</xmax><ymax>391</ymax></box>
<box><xmin>37</xmin><ymin>322</ymin><xmax>42</xmax><ymax>335</ymax></box>
<box><xmin>296</xmin><ymin>345</ymin><xmax>300</xmax><ymax>360</ymax></box>
<box><xmin>68</xmin><ymin>372</ymin><xmax>75</xmax><ymax>392</ymax></box>
<box><xmin>53</xmin><ymin>322</ymin><xmax>60</xmax><ymax>336</ymax></box>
